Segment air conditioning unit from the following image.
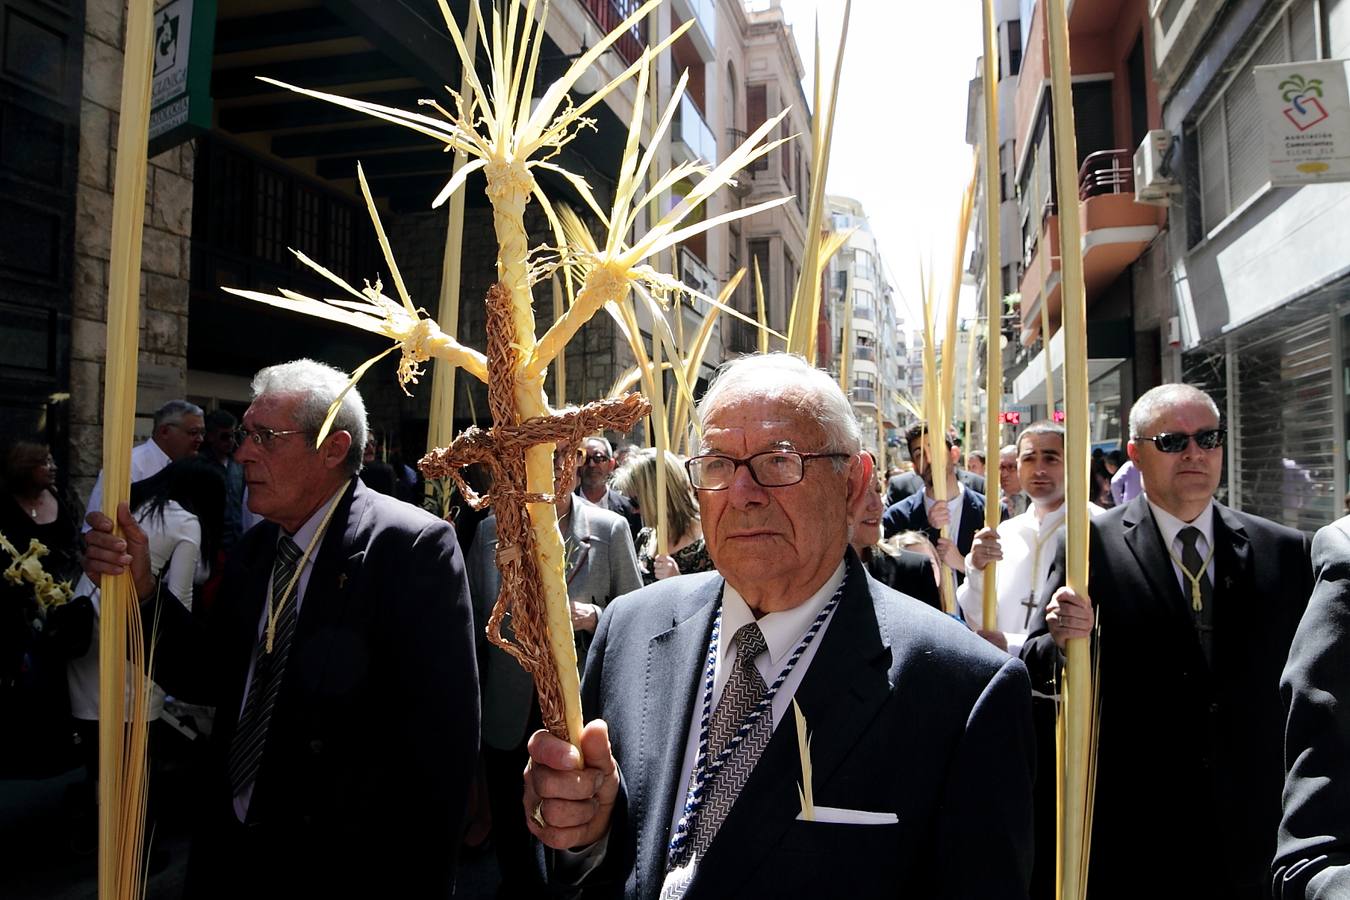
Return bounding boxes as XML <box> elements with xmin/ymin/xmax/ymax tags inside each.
<box><xmin>1134</xmin><ymin>129</ymin><xmax>1180</xmax><ymax>206</ymax></box>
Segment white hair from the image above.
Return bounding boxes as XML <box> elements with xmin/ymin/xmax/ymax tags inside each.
<box><xmin>582</xmin><ymin>435</ymin><xmax>615</xmax><ymax>456</ymax></box>
<box><xmin>1128</xmin><ymin>383</ymin><xmax>1220</xmax><ymax>438</ymax></box>
<box><xmin>695</xmin><ymin>353</ymin><xmax>861</xmax><ymax>464</ymax></box>
<box><xmin>153</xmin><ymin>399</ymin><xmax>203</xmax><ymax>429</ymax></box>
<box><xmin>251</xmin><ymin>358</ymin><xmax>368</xmax><ymax>474</ymax></box>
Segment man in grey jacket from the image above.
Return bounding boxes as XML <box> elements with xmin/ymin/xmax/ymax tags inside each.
<box><xmin>468</xmin><ymin>446</ymin><xmax>642</xmax><ymax>897</ymax></box>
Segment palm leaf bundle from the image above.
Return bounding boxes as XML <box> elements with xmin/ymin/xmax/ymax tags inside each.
<box><xmin>225</xmin><ymin>0</ymin><xmax>789</xmax><ymax>747</ymax></box>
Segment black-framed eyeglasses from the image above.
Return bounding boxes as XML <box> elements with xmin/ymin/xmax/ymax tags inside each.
<box><xmin>234</xmin><ymin>426</ymin><xmax>313</xmax><ymax>448</ymax></box>
<box><xmin>685</xmin><ymin>450</ymin><xmax>851</xmax><ymax>491</ymax></box>
<box><xmin>582</xmin><ymin>452</ymin><xmax>611</xmax><ymax>465</ymax></box>
<box><xmin>1134</xmin><ymin>428</ymin><xmax>1226</xmax><ymax>453</ymax></box>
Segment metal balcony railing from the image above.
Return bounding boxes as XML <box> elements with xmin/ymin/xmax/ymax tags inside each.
<box><xmin>1078</xmin><ymin>149</ymin><xmax>1134</xmax><ymax>200</ymax></box>
<box><xmin>853</xmin><ymin>345</ymin><xmax>876</xmax><ymax>361</ymax></box>
<box><xmin>580</xmin><ymin>0</ymin><xmax>647</xmax><ymax>66</ymax></box>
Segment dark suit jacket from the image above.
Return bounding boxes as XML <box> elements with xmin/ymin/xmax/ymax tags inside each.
<box><xmin>158</xmin><ymin>478</ymin><xmax>479</xmax><ymax>899</ymax></box>
<box><xmin>881</xmin><ymin>486</ymin><xmax>986</xmax><ymax>587</ymax></box>
<box><xmin>568</xmin><ymin>552</ymin><xmax>1035</xmax><ymax>899</ymax></box>
<box><xmin>1021</xmin><ymin>495</ymin><xmax>1312</xmax><ymax>898</ymax></box>
<box><xmin>1273</xmin><ymin>515</ymin><xmax>1350</xmax><ymax>898</ymax></box>
<box><xmin>887</xmin><ymin>469</ymin><xmax>985</xmax><ymax>506</ymax></box>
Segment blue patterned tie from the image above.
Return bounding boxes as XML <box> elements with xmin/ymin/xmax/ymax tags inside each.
<box><xmin>677</xmin><ymin>622</ymin><xmax>771</xmax><ymax>866</ymax></box>
<box><xmin>227</xmin><ymin>535</ymin><xmax>303</xmax><ymax>802</ymax></box>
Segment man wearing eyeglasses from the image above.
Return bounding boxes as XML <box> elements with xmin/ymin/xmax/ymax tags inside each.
<box><xmin>524</xmin><ymin>353</ymin><xmax>1034</xmax><ymax>898</ymax></box>
<box><xmin>83</xmin><ymin>398</ymin><xmax>204</xmax><ymax>532</ymax></box>
<box><xmin>81</xmin><ymin>359</ymin><xmax>478</xmax><ymax>898</ymax></box>
<box><xmin>576</xmin><ymin>435</ymin><xmax>643</xmax><ymax>536</ymax></box>
<box><xmin>1021</xmin><ymin>382</ymin><xmax>1313</xmax><ymax>898</ymax></box>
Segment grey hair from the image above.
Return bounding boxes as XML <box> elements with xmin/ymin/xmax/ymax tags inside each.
<box><xmin>695</xmin><ymin>353</ymin><xmax>861</xmax><ymax>466</ymax></box>
<box><xmin>251</xmin><ymin>359</ymin><xmax>368</xmax><ymax>474</ymax></box>
<box><xmin>582</xmin><ymin>435</ymin><xmax>615</xmax><ymax>456</ymax></box>
<box><xmin>999</xmin><ymin>443</ymin><xmax>1018</xmax><ymax>459</ymax></box>
<box><xmin>153</xmin><ymin>399</ymin><xmax>204</xmax><ymax>429</ymax></box>
<box><xmin>1128</xmin><ymin>383</ymin><xmax>1220</xmax><ymax>438</ymax></box>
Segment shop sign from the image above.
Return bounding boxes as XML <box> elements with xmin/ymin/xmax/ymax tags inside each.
<box><xmin>148</xmin><ymin>0</ymin><xmax>216</xmax><ymax>157</ymax></box>
<box><xmin>1256</xmin><ymin>59</ymin><xmax>1350</xmax><ymax>186</ymax></box>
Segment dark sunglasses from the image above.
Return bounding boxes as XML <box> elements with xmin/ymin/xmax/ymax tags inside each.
<box><xmin>1134</xmin><ymin>428</ymin><xmax>1225</xmax><ymax>453</ymax></box>
<box><xmin>582</xmin><ymin>452</ymin><xmax>611</xmax><ymax>464</ymax></box>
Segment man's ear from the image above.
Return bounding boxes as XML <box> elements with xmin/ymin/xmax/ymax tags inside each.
<box><xmin>1126</xmin><ymin>439</ymin><xmax>1140</xmax><ymax>464</ymax></box>
<box><xmin>846</xmin><ymin>451</ymin><xmax>873</xmax><ymax>505</ymax></box>
<box><xmin>321</xmin><ymin>430</ymin><xmax>354</xmax><ymax>470</ymax></box>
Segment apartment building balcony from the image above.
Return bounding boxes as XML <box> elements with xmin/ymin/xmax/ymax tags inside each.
<box><xmin>670</xmin><ymin>0</ymin><xmax>716</xmax><ymax>61</ymax></box>
<box><xmin>579</xmin><ymin>0</ymin><xmax>648</xmax><ymax>66</ymax></box>
<box><xmin>673</xmin><ymin>93</ymin><xmax>717</xmax><ymax>166</ymax></box>
<box><xmin>1017</xmin><ymin>149</ymin><xmax>1164</xmax><ymax>345</ymax></box>
<box><xmin>678</xmin><ymin>245</ymin><xmax>717</xmax><ymax>298</ymax></box>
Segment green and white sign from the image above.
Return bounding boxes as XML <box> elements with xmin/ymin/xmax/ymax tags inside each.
<box><xmin>1256</xmin><ymin>59</ymin><xmax>1350</xmax><ymax>186</ymax></box>
<box><xmin>148</xmin><ymin>0</ymin><xmax>216</xmax><ymax>156</ymax></box>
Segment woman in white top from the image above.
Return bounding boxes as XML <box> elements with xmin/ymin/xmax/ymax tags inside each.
<box><xmin>68</xmin><ymin>457</ymin><xmax>225</xmax><ymax>725</ymax></box>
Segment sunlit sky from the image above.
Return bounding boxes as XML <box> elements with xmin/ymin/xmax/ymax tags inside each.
<box><xmin>772</xmin><ymin>0</ymin><xmax>984</xmax><ymax>331</ymax></box>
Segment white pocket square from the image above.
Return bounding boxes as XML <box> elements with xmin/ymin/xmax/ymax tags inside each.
<box><xmin>796</xmin><ymin>805</ymin><xmax>898</xmax><ymax>825</ymax></box>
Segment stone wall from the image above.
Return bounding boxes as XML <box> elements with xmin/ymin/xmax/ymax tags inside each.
<box><xmin>68</xmin><ymin>0</ymin><xmax>194</xmax><ymax>502</ymax></box>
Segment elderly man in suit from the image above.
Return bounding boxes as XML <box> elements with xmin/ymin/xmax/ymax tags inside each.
<box><xmin>1023</xmin><ymin>382</ymin><xmax>1312</xmax><ymax>899</ymax></box>
<box><xmin>524</xmin><ymin>353</ymin><xmax>1034</xmax><ymax>899</ymax></box>
<box><xmin>83</xmin><ymin>359</ymin><xmax>478</xmax><ymax>899</ymax></box>
<box><xmin>882</xmin><ymin>422</ymin><xmax>988</xmax><ymax>588</ymax></box>
<box><xmin>469</xmin><ymin>445</ymin><xmax>642</xmax><ymax>897</ymax></box>
<box><xmin>1273</xmin><ymin>514</ymin><xmax>1350</xmax><ymax>898</ymax></box>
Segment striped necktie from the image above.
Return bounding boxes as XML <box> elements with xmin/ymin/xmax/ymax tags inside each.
<box><xmin>227</xmin><ymin>535</ymin><xmax>303</xmax><ymax>804</ymax></box>
<box><xmin>672</xmin><ymin>622</ymin><xmax>771</xmax><ymax>869</ymax></box>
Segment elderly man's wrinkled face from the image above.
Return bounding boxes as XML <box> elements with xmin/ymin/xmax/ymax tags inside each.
<box><xmin>696</xmin><ymin>387</ymin><xmax>866</xmax><ymax>613</ymax></box>
<box><xmin>237</xmin><ymin>393</ymin><xmax>351</xmax><ymax>533</ymax></box>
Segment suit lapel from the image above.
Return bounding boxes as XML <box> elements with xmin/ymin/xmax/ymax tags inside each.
<box><xmin>634</xmin><ymin>578</ymin><xmax>721</xmax><ymax>895</ymax></box>
<box><xmin>220</xmin><ymin>523</ymin><xmax>280</xmax><ymax>737</ymax></box>
<box><xmin>696</xmin><ymin>556</ymin><xmax>893</xmax><ymax>895</ymax></box>
<box><xmin>1120</xmin><ymin>496</ymin><xmax>1189</xmax><ymax>621</ymax></box>
<box><xmin>287</xmin><ymin>480</ymin><xmax>362</xmax><ymax>701</ymax></box>
<box><xmin>1211</xmin><ymin>503</ymin><xmax>1252</xmax><ymax>664</ymax></box>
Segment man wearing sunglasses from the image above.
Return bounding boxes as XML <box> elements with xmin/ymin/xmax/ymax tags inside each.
<box><xmin>576</xmin><ymin>435</ymin><xmax>643</xmax><ymax>537</ymax></box>
<box><xmin>524</xmin><ymin>353</ymin><xmax>1034</xmax><ymax>898</ymax></box>
<box><xmin>81</xmin><ymin>359</ymin><xmax>478</xmax><ymax>898</ymax></box>
<box><xmin>1021</xmin><ymin>382</ymin><xmax>1313</xmax><ymax>898</ymax></box>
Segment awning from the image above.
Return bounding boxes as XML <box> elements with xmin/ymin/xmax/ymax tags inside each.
<box><xmin>1011</xmin><ymin>327</ymin><xmax>1124</xmax><ymax>405</ymax></box>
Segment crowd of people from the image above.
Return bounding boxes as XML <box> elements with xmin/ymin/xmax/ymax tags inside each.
<box><xmin>3</xmin><ymin>351</ymin><xmax>1349</xmax><ymax>898</ymax></box>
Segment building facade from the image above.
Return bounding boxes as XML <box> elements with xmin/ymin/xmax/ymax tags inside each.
<box><xmin>0</xmin><ymin>0</ymin><xmax>815</xmax><ymax>501</ymax></box>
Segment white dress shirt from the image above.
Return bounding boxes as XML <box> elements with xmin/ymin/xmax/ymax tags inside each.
<box><xmin>1146</xmin><ymin>496</ymin><xmax>1217</xmax><ymax>591</ymax></box>
<box><xmin>233</xmin><ymin>484</ymin><xmax>346</xmax><ymax>821</ymax></box>
<box><xmin>82</xmin><ymin>438</ymin><xmax>172</xmax><ymax>532</ymax></box>
<box><xmin>921</xmin><ymin>482</ymin><xmax>965</xmax><ymax>539</ymax></box>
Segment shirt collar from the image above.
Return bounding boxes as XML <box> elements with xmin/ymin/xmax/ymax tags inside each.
<box><xmin>284</xmin><ymin>482</ymin><xmax>349</xmax><ymax>549</ymax></box>
<box><xmin>1146</xmin><ymin>496</ymin><xmax>1215</xmax><ymax>551</ymax></box>
<box><xmin>721</xmin><ymin>559</ymin><xmax>846</xmax><ymax>667</ymax></box>
<box><xmin>922</xmin><ymin>480</ymin><xmax>964</xmax><ymax>510</ymax></box>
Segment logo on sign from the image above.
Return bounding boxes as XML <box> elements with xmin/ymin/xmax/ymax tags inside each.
<box><xmin>1280</xmin><ymin>74</ymin><xmax>1330</xmax><ymax>132</ymax></box>
<box><xmin>154</xmin><ymin>10</ymin><xmax>181</xmax><ymax>75</ymax></box>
